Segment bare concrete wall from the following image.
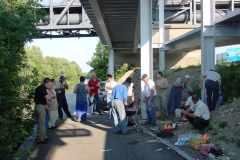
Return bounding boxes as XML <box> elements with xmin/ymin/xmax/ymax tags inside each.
<box><xmin>114</xmin><ymin>26</ymin><xmax>201</xmax><ymax>69</ymax></box>
<box><xmin>114</xmin><ymin>50</ymin><xmax>201</xmax><ymax>69</ymax></box>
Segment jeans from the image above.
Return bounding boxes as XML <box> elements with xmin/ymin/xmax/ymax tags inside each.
<box><xmin>76</xmin><ymin>100</ymin><xmax>88</xmax><ymax>121</ymax></box>
<box><xmin>57</xmin><ymin>94</ymin><xmax>71</xmax><ymax>118</ymax></box>
<box><xmin>216</xmin><ymin>96</ymin><xmax>223</xmax><ymax>109</ymax></box>
<box><xmin>45</xmin><ymin>103</ymin><xmax>50</xmax><ymax>131</ymax></box>
<box><xmin>112</xmin><ymin>99</ymin><xmax>128</xmax><ymax>134</ymax></box>
<box><xmin>90</xmin><ymin>94</ymin><xmax>102</xmax><ymax>113</ymax></box>
<box><xmin>205</xmin><ymin>80</ymin><xmax>219</xmax><ymax>111</ymax></box>
<box><xmin>107</xmin><ymin>93</ymin><xmax>112</xmax><ymax>116</ymax></box>
<box><xmin>167</xmin><ymin>86</ymin><xmax>182</xmax><ymax>113</ymax></box>
<box><xmin>146</xmin><ymin>96</ymin><xmax>156</xmax><ymax>125</ymax></box>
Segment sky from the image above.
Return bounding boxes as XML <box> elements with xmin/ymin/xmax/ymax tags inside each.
<box><xmin>27</xmin><ymin>37</ymin><xmax>240</xmax><ymax>73</ymax></box>
<box><xmin>28</xmin><ymin>37</ymin><xmax>99</xmax><ymax>73</ymax></box>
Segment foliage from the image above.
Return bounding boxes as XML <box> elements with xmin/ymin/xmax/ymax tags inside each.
<box><xmin>204</xmin><ymin>124</ymin><xmax>213</xmax><ymax>133</ymax></box>
<box><xmin>0</xmin><ymin>0</ymin><xmax>47</xmax><ymax>159</ymax></box>
<box><xmin>114</xmin><ymin>63</ymin><xmax>137</xmax><ymax>81</ymax></box>
<box><xmin>86</xmin><ymin>41</ymin><xmax>108</xmax><ymax>81</ymax></box>
<box><xmin>216</xmin><ymin>63</ymin><xmax>240</xmax><ymax>100</ymax></box>
<box><xmin>218</xmin><ymin>121</ymin><xmax>228</xmax><ymax>129</ymax></box>
<box><xmin>23</xmin><ymin>46</ymin><xmax>83</xmax><ymax>82</ymax></box>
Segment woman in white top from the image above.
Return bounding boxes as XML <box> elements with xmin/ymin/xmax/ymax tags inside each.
<box><xmin>125</xmin><ymin>77</ymin><xmax>135</xmax><ymax>108</ymax></box>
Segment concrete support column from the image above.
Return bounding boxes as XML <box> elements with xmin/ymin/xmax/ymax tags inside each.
<box><xmin>50</xmin><ymin>0</ymin><xmax>53</xmax><ymax>29</ymax></box>
<box><xmin>201</xmin><ymin>0</ymin><xmax>215</xmax><ymax>102</ymax></box>
<box><xmin>159</xmin><ymin>0</ymin><xmax>165</xmax><ymax>71</ymax></box>
<box><xmin>140</xmin><ymin>0</ymin><xmax>152</xmax><ymax>119</ymax></box>
<box><xmin>108</xmin><ymin>49</ymin><xmax>114</xmax><ymax>80</ymax></box>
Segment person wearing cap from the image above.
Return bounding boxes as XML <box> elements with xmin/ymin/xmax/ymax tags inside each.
<box><xmin>142</xmin><ymin>74</ymin><xmax>157</xmax><ymax>126</ymax></box>
<box><xmin>200</xmin><ymin>69</ymin><xmax>221</xmax><ymax>111</ymax></box>
<box><xmin>166</xmin><ymin>75</ymin><xmax>193</xmax><ymax>117</ymax></box>
<box><xmin>181</xmin><ymin>94</ymin><xmax>210</xmax><ymax>134</ymax></box>
<box><xmin>55</xmin><ymin>75</ymin><xmax>73</xmax><ymax>119</ymax></box>
<box><xmin>155</xmin><ymin>71</ymin><xmax>169</xmax><ymax>119</ymax></box>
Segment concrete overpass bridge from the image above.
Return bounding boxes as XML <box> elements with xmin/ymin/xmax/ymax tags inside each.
<box><xmin>36</xmin><ymin>0</ymin><xmax>240</xmax><ymax>118</ymax></box>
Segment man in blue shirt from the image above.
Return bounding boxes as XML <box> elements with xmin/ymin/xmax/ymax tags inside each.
<box><xmin>111</xmin><ymin>84</ymin><xmax>128</xmax><ymax>134</ymax></box>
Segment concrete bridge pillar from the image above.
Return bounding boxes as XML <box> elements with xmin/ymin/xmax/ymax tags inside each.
<box><xmin>108</xmin><ymin>49</ymin><xmax>114</xmax><ymax>80</ymax></box>
<box><xmin>201</xmin><ymin>0</ymin><xmax>216</xmax><ymax>102</ymax></box>
<box><xmin>159</xmin><ymin>0</ymin><xmax>165</xmax><ymax>71</ymax></box>
<box><xmin>140</xmin><ymin>0</ymin><xmax>153</xmax><ymax>119</ymax></box>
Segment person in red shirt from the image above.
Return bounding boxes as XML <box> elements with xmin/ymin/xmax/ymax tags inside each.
<box><xmin>88</xmin><ymin>73</ymin><xmax>103</xmax><ymax>115</ymax></box>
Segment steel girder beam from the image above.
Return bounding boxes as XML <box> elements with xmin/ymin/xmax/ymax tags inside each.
<box><xmin>88</xmin><ymin>0</ymin><xmax>112</xmax><ymax>49</ymax></box>
<box><xmin>54</xmin><ymin>0</ymin><xmax>75</xmax><ymax>25</ymax></box>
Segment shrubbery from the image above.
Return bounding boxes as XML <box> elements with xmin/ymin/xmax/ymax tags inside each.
<box><xmin>216</xmin><ymin>62</ymin><xmax>240</xmax><ymax>101</ymax></box>
<box><xmin>0</xmin><ymin>0</ymin><xmax>47</xmax><ymax>159</ymax></box>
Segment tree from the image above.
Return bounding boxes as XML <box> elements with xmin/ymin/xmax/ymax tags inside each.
<box><xmin>86</xmin><ymin>41</ymin><xmax>108</xmax><ymax>81</ymax></box>
<box><xmin>0</xmin><ymin>0</ymin><xmax>46</xmax><ymax>159</ymax></box>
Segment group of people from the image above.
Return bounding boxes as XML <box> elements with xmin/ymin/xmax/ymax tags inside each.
<box><xmin>142</xmin><ymin>69</ymin><xmax>221</xmax><ymax>134</ymax></box>
<box><xmin>34</xmin><ymin>76</ymin><xmax>73</xmax><ymax>144</ymax></box>
<box><xmin>34</xmin><ymin>69</ymin><xmax>222</xmax><ymax>143</ymax></box>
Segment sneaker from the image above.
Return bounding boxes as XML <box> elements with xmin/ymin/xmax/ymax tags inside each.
<box><xmin>75</xmin><ymin>116</ymin><xmax>80</xmax><ymax>122</ymax></box>
<box><xmin>92</xmin><ymin>112</ymin><xmax>95</xmax><ymax>115</ymax></box>
<box><xmin>115</xmin><ymin>130</ymin><xmax>122</xmax><ymax>135</ymax></box>
<box><xmin>44</xmin><ymin>138</ymin><xmax>52</xmax><ymax>141</ymax></box>
<box><xmin>99</xmin><ymin>112</ymin><xmax>103</xmax><ymax>115</ymax></box>
<box><xmin>37</xmin><ymin>141</ymin><xmax>48</xmax><ymax>144</ymax></box>
<box><xmin>122</xmin><ymin>131</ymin><xmax>131</xmax><ymax>135</ymax></box>
<box><xmin>67</xmin><ymin>115</ymin><xmax>74</xmax><ymax>118</ymax></box>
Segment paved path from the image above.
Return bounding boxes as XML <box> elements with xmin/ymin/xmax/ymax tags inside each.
<box><xmin>31</xmin><ymin>93</ymin><xmax>185</xmax><ymax>160</ymax></box>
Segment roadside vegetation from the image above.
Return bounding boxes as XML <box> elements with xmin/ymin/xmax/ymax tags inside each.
<box><xmin>0</xmin><ymin>1</ymin><xmax>83</xmax><ymax>159</ymax></box>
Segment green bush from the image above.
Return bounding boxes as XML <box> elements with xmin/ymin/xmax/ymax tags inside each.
<box><xmin>0</xmin><ymin>0</ymin><xmax>46</xmax><ymax>159</ymax></box>
<box><xmin>216</xmin><ymin>63</ymin><xmax>240</xmax><ymax>100</ymax></box>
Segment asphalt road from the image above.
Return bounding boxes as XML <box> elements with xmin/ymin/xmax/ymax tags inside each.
<box><xmin>31</xmin><ymin>93</ymin><xmax>185</xmax><ymax>160</ymax></box>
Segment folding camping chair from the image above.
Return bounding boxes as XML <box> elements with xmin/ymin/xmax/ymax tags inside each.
<box><xmin>125</xmin><ymin>98</ymin><xmax>141</xmax><ymax>131</ymax></box>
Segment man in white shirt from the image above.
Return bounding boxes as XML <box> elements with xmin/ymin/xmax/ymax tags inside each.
<box><xmin>181</xmin><ymin>94</ymin><xmax>210</xmax><ymax>134</ymax></box>
<box><xmin>142</xmin><ymin>74</ymin><xmax>157</xmax><ymax>126</ymax></box>
<box><xmin>105</xmin><ymin>74</ymin><xmax>117</xmax><ymax>119</ymax></box>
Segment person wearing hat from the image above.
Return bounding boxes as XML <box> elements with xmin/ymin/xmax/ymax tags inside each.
<box><xmin>142</xmin><ymin>74</ymin><xmax>157</xmax><ymax>126</ymax></box>
<box><xmin>200</xmin><ymin>69</ymin><xmax>221</xmax><ymax>111</ymax></box>
<box><xmin>55</xmin><ymin>75</ymin><xmax>73</xmax><ymax>119</ymax></box>
<box><xmin>166</xmin><ymin>75</ymin><xmax>193</xmax><ymax>117</ymax></box>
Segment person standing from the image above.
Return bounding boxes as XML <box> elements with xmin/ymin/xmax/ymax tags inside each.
<box><xmin>125</xmin><ymin>77</ymin><xmax>135</xmax><ymax>108</ymax></box>
<box><xmin>155</xmin><ymin>71</ymin><xmax>169</xmax><ymax>118</ymax></box>
<box><xmin>181</xmin><ymin>94</ymin><xmax>210</xmax><ymax>134</ymax></box>
<box><xmin>200</xmin><ymin>69</ymin><xmax>221</xmax><ymax>111</ymax></box>
<box><xmin>48</xmin><ymin>79</ymin><xmax>58</xmax><ymax>129</ymax></box>
<box><xmin>105</xmin><ymin>74</ymin><xmax>117</xmax><ymax>119</ymax></box>
<box><xmin>88</xmin><ymin>73</ymin><xmax>103</xmax><ymax>115</ymax></box>
<box><xmin>73</xmin><ymin>76</ymin><xmax>90</xmax><ymax>122</ymax></box>
<box><xmin>55</xmin><ymin>75</ymin><xmax>72</xmax><ymax>119</ymax></box>
<box><xmin>111</xmin><ymin>84</ymin><xmax>128</xmax><ymax>134</ymax></box>
<box><xmin>142</xmin><ymin>74</ymin><xmax>157</xmax><ymax>126</ymax></box>
<box><xmin>34</xmin><ymin>78</ymin><xmax>53</xmax><ymax>144</ymax></box>
<box><xmin>166</xmin><ymin>75</ymin><xmax>193</xmax><ymax>117</ymax></box>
